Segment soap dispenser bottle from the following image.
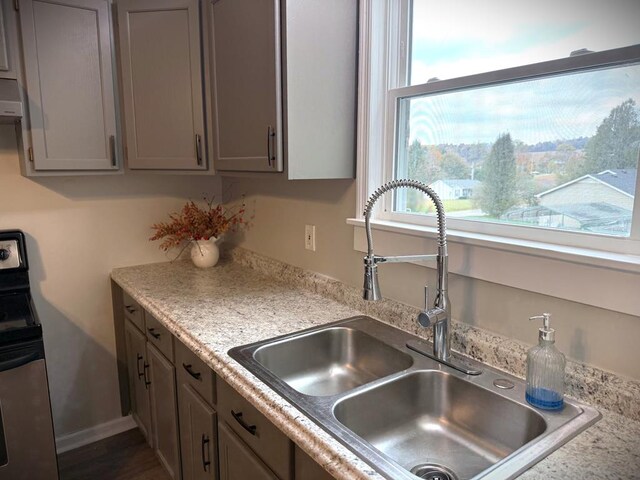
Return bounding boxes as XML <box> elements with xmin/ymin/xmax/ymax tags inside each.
<box><xmin>525</xmin><ymin>313</ymin><xmax>565</xmax><ymax>410</ymax></box>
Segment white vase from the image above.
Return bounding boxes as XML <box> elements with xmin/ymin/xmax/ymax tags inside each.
<box><xmin>190</xmin><ymin>238</ymin><xmax>220</xmax><ymax>268</ymax></box>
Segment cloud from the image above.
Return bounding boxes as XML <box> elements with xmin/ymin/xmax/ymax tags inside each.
<box><xmin>410</xmin><ymin>0</ymin><xmax>640</xmax><ymax>83</ymax></box>
<box><xmin>406</xmin><ymin>65</ymin><xmax>640</xmax><ymax>145</ymax></box>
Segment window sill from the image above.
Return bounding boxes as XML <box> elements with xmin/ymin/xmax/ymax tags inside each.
<box><xmin>347</xmin><ymin>217</ymin><xmax>640</xmax><ymax>316</ymax></box>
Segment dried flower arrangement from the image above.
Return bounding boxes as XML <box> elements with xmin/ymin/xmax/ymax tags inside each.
<box><xmin>150</xmin><ymin>197</ymin><xmax>246</xmax><ymax>252</ymax></box>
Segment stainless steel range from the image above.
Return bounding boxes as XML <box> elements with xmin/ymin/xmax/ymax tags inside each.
<box><xmin>0</xmin><ymin>230</ymin><xmax>58</xmax><ymax>480</ymax></box>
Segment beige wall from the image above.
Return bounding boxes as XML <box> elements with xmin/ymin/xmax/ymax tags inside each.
<box><xmin>225</xmin><ymin>175</ymin><xmax>640</xmax><ymax>382</ymax></box>
<box><xmin>1</xmin><ymin>111</ymin><xmax>637</xmax><ymax>441</ymax></box>
<box><xmin>0</xmin><ymin>126</ymin><xmax>219</xmax><ymax>437</ymax></box>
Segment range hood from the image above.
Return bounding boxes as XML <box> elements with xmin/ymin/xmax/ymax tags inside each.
<box><xmin>0</xmin><ymin>78</ymin><xmax>23</xmax><ymax>121</ymax></box>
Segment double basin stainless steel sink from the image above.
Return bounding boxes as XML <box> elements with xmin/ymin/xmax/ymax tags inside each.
<box><xmin>229</xmin><ymin>316</ymin><xmax>601</xmax><ymax>480</ymax></box>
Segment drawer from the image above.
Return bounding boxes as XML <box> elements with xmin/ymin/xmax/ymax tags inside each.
<box><xmin>145</xmin><ymin>311</ymin><xmax>174</xmax><ymax>362</ymax></box>
<box><xmin>122</xmin><ymin>291</ymin><xmax>144</xmax><ymax>332</ymax></box>
<box><xmin>175</xmin><ymin>340</ymin><xmax>217</xmax><ymax>406</ymax></box>
<box><xmin>217</xmin><ymin>378</ymin><xmax>293</xmax><ymax>480</ymax></box>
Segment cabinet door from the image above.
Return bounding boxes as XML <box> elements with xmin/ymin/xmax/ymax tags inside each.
<box><xmin>294</xmin><ymin>446</ymin><xmax>334</xmax><ymax>480</ymax></box>
<box><xmin>118</xmin><ymin>0</ymin><xmax>206</xmax><ymax>170</ymax></box>
<box><xmin>178</xmin><ymin>384</ymin><xmax>217</xmax><ymax>480</ymax></box>
<box><xmin>210</xmin><ymin>0</ymin><xmax>283</xmax><ymax>173</ymax></box>
<box><xmin>124</xmin><ymin>320</ymin><xmax>153</xmax><ymax>446</ymax></box>
<box><xmin>148</xmin><ymin>342</ymin><xmax>182</xmax><ymax>479</ymax></box>
<box><xmin>218</xmin><ymin>422</ymin><xmax>278</xmax><ymax>480</ymax></box>
<box><xmin>18</xmin><ymin>0</ymin><xmax>119</xmax><ymax>170</ymax></box>
<box><xmin>0</xmin><ymin>1</ymin><xmax>18</xmax><ymax>79</ymax></box>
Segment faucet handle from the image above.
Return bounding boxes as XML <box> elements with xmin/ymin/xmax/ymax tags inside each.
<box><xmin>424</xmin><ymin>286</ymin><xmax>430</xmax><ymax>310</ymax></box>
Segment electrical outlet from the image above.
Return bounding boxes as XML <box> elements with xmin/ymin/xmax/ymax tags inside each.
<box><xmin>305</xmin><ymin>225</ymin><xmax>316</xmax><ymax>251</ymax></box>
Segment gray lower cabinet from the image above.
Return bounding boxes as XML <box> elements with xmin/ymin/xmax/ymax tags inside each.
<box><xmin>217</xmin><ymin>377</ymin><xmax>293</xmax><ymax>480</ymax></box>
<box><xmin>178</xmin><ymin>384</ymin><xmax>217</xmax><ymax>480</ymax></box>
<box><xmin>294</xmin><ymin>446</ymin><xmax>334</xmax><ymax>480</ymax></box>
<box><xmin>116</xmin><ymin>287</ymin><xmax>335</xmax><ymax>480</ymax></box>
<box><xmin>117</xmin><ymin>0</ymin><xmax>207</xmax><ymax>171</ymax></box>
<box><xmin>218</xmin><ymin>422</ymin><xmax>279</xmax><ymax>480</ymax></box>
<box><xmin>124</xmin><ymin>319</ymin><xmax>153</xmax><ymax>446</ymax></box>
<box><xmin>148</xmin><ymin>342</ymin><xmax>182</xmax><ymax>480</ymax></box>
<box><xmin>18</xmin><ymin>0</ymin><xmax>120</xmax><ymax>172</ymax></box>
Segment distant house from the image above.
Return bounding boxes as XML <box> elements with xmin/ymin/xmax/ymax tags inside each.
<box><xmin>429</xmin><ymin>179</ymin><xmax>479</xmax><ymax>200</ymax></box>
<box><xmin>536</xmin><ymin>169</ymin><xmax>636</xmax><ymax>210</ymax></box>
<box><xmin>502</xmin><ymin>169</ymin><xmax>636</xmax><ymax>235</ymax></box>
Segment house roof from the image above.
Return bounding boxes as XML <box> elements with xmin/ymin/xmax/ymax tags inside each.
<box><xmin>432</xmin><ymin>179</ymin><xmax>480</xmax><ymax>189</ymax></box>
<box><xmin>536</xmin><ymin>168</ymin><xmax>636</xmax><ymax>198</ymax></box>
<box><xmin>595</xmin><ymin>169</ymin><xmax>637</xmax><ymax>195</ymax></box>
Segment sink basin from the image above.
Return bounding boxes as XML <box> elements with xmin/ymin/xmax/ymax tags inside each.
<box><xmin>334</xmin><ymin>370</ymin><xmax>548</xmax><ymax>479</ymax></box>
<box><xmin>253</xmin><ymin>327</ymin><xmax>413</xmax><ymax>396</ymax></box>
<box><xmin>229</xmin><ymin>316</ymin><xmax>600</xmax><ymax>480</ymax></box>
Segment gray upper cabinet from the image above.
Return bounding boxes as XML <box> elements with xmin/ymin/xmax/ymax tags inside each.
<box><xmin>117</xmin><ymin>0</ymin><xmax>207</xmax><ymax>170</ymax></box>
<box><xmin>0</xmin><ymin>1</ymin><xmax>18</xmax><ymax>79</ymax></box>
<box><xmin>210</xmin><ymin>0</ymin><xmax>282</xmax><ymax>173</ymax></box>
<box><xmin>209</xmin><ymin>0</ymin><xmax>356</xmax><ymax>179</ymax></box>
<box><xmin>18</xmin><ymin>0</ymin><xmax>120</xmax><ymax>171</ymax></box>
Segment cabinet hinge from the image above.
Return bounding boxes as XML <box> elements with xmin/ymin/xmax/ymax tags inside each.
<box><xmin>14</xmin><ymin>0</ymin><xmax>19</xmax><ymax>12</ymax></box>
<box><xmin>28</xmin><ymin>147</ymin><xmax>33</xmax><ymax>162</ymax></box>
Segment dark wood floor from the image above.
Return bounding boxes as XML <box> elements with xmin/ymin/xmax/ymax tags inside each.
<box><xmin>58</xmin><ymin>428</ymin><xmax>171</xmax><ymax>480</ymax></box>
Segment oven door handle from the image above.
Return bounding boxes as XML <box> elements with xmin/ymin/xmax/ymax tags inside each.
<box><xmin>0</xmin><ymin>351</ymin><xmax>40</xmax><ymax>373</ymax></box>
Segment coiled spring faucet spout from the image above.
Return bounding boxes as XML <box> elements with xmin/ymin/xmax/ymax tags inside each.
<box><xmin>363</xmin><ymin>179</ymin><xmax>451</xmax><ymax>361</ymax></box>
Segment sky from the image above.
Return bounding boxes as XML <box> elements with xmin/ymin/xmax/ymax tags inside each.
<box><xmin>407</xmin><ymin>0</ymin><xmax>640</xmax><ymax>145</ymax></box>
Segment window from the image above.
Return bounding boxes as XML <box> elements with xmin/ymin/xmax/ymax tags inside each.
<box><xmin>360</xmin><ymin>0</ymin><xmax>640</xmax><ymax>255</ymax></box>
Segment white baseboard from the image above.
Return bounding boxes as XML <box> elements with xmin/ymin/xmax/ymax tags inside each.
<box><xmin>55</xmin><ymin>415</ymin><xmax>137</xmax><ymax>454</ymax></box>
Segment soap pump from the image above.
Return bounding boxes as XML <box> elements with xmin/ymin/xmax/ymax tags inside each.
<box><xmin>525</xmin><ymin>313</ymin><xmax>566</xmax><ymax>411</ymax></box>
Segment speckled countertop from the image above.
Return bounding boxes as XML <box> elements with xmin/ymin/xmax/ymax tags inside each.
<box><xmin>111</xmin><ymin>252</ymin><xmax>640</xmax><ymax>480</ymax></box>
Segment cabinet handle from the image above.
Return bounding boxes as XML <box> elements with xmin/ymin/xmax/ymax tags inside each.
<box><xmin>136</xmin><ymin>354</ymin><xmax>144</xmax><ymax>378</ymax></box>
<box><xmin>201</xmin><ymin>434</ymin><xmax>211</xmax><ymax>472</ymax></box>
<box><xmin>109</xmin><ymin>135</ymin><xmax>117</xmax><ymax>167</ymax></box>
<box><xmin>266</xmin><ymin>126</ymin><xmax>276</xmax><ymax>166</ymax></box>
<box><xmin>231</xmin><ymin>410</ymin><xmax>257</xmax><ymax>436</ymax></box>
<box><xmin>182</xmin><ymin>363</ymin><xmax>202</xmax><ymax>381</ymax></box>
<box><xmin>147</xmin><ymin>328</ymin><xmax>161</xmax><ymax>340</ymax></box>
<box><xmin>125</xmin><ymin>305</ymin><xmax>137</xmax><ymax>315</ymax></box>
<box><xmin>195</xmin><ymin>133</ymin><xmax>202</xmax><ymax>166</ymax></box>
<box><xmin>143</xmin><ymin>362</ymin><xmax>151</xmax><ymax>389</ymax></box>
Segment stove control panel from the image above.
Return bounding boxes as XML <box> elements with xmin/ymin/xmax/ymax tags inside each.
<box><xmin>0</xmin><ymin>240</ymin><xmax>21</xmax><ymax>270</ymax></box>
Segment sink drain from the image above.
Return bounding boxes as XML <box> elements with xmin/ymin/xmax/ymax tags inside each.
<box><xmin>410</xmin><ymin>463</ymin><xmax>459</xmax><ymax>480</ymax></box>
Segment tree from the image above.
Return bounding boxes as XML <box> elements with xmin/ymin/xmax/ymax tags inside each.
<box><xmin>407</xmin><ymin>139</ymin><xmax>427</xmax><ymax>182</ymax></box>
<box><xmin>407</xmin><ymin>139</ymin><xmax>442</xmax><ymax>183</ymax></box>
<box><xmin>440</xmin><ymin>152</ymin><xmax>471</xmax><ymax>179</ymax></box>
<box><xmin>476</xmin><ymin>133</ymin><xmax>518</xmax><ymax>217</ymax></box>
<box><xmin>582</xmin><ymin>98</ymin><xmax>640</xmax><ymax>174</ymax></box>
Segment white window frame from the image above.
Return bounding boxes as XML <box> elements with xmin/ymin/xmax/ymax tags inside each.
<box><xmin>350</xmin><ymin>0</ymin><xmax>640</xmax><ymax>316</ymax></box>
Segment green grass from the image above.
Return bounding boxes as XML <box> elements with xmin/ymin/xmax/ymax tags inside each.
<box><xmin>443</xmin><ymin>199</ymin><xmax>473</xmax><ymax>212</ymax></box>
<box><xmin>408</xmin><ymin>198</ymin><xmax>475</xmax><ymax>214</ymax></box>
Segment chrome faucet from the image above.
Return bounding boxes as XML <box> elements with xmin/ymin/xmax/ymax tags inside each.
<box><xmin>362</xmin><ymin>179</ymin><xmax>480</xmax><ymax>375</ymax></box>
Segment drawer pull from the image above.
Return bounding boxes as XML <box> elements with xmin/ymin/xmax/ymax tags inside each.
<box><xmin>201</xmin><ymin>434</ymin><xmax>211</xmax><ymax>471</ymax></box>
<box><xmin>147</xmin><ymin>328</ymin><xmax>161</xmax><ymax>340</ymax></box>
<box><xmin>143</xmin><ymin>362</ymin><xmax>151</xmax><ymax>389</ymax></box>
<box><xmin>231</xmin><ymin>410</ymin><xmax>256</xmax><ymax>436</ymax></box>
<box><xmin>124</xmin><ymin>305</ymin><xmax>137</xmax><ymax>315</ymax></box>
<box><xmin>136</xmin><ymin>354</ymin><xmax>144</xmax><ymax>378</ymax></box>
<box><xmin>182</xmin><ymin>363</ymin><xmax>202</xmax><ymax>381</ymax></box>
